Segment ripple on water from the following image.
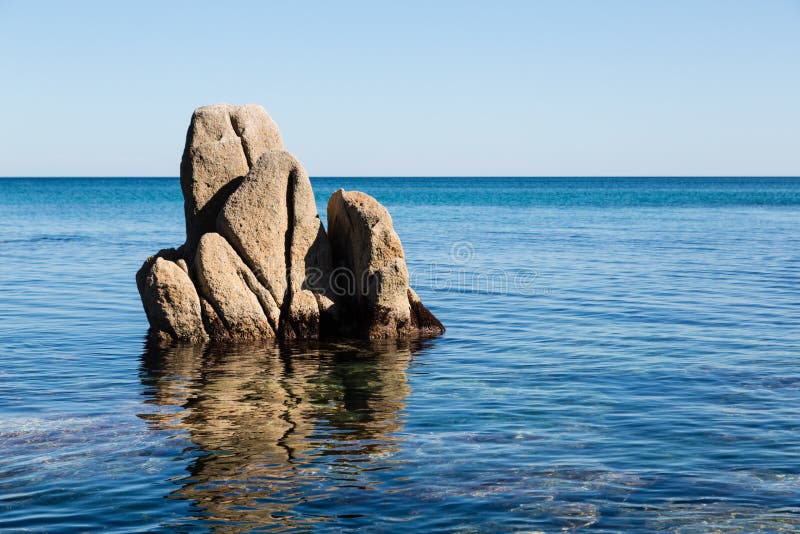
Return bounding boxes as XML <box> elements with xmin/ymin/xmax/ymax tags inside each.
<box><xmin>1</xmin><ymin>178</ymin><xmax>800</xmax><ymax>531</ymax></box>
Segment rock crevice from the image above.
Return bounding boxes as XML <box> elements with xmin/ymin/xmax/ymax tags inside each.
<box><xmin>137</xmin><ymin>103</ymin><xmax>443</xmax><ymax>343</ymax></box>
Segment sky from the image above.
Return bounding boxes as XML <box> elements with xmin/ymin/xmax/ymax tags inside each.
<box><xmin>0</xmin><ymin>0</ymin><xmax>798</xmax><ymax>177</ymax></box>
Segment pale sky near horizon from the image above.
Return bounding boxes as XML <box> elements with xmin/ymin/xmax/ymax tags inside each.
<box><xmin>1</xmin><ymin>0</ymin><xmax>798</xmax><ymax>177</ymax></box>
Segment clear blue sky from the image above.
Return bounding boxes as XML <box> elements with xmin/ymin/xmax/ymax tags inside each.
<box><xmin>1</xmin><ymin>0</ymin><xmax>798</xmax><ymax>176</ymax></box>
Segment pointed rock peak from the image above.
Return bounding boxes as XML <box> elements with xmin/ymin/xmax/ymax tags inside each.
<box><xmin>180</xmin><ymin>104</ymin><xmax>284</xmax><ymax>258</ymax></box>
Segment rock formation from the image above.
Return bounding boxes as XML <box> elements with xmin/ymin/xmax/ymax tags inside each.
<box><xmin>327</xmin><ymin>190</ymin><xmax>444</xmax><ymax>338</ymax></box>
<box><xmin>137</xmin><ymin>104</ymin><xmax>443</xmax><ymax>343</ymax></box>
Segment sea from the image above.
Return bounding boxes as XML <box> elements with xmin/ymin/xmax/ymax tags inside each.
<box><xmin>1</xmin><ymin>177</ymin><xmax>799</xmax><ymax>532</ymax></box>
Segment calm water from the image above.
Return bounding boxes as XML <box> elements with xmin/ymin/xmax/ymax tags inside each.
<box><xmin>1</xmin><ymin>177</ymin><xmax>800</xmax><ymax>532</ymax></box>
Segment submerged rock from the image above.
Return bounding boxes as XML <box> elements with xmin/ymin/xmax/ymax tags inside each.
<box><xmin>137</xmin><ymin>103</ymin><xmax>443</xmax><ymax>343</ymax></box>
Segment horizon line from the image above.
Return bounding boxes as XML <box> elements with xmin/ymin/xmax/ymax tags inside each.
<box><xmin>2</xmin><ymin>175</ymin><xmax>800</xmax><ymax>179</ymax></box>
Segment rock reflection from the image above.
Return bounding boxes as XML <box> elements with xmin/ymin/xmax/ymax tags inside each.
<box><xmin>140</xmin><ymin>339</ymin><xmax>422</xmax><ymax>531</ymax></box>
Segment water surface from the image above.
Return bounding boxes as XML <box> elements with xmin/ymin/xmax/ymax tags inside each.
<box><xmin>1</xmin><ymin>177</ymin><xmax>800</xmax><ymax>531</ymax></box>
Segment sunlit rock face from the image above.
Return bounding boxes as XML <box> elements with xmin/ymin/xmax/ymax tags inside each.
<box><xmin>136</xmin><ymin>104</ymin><xmax>443</xmax><ymax>343</ymax></box>
<box><xmin>180</xmin><ymin>104</ymin><xmax>284</xmax><ymax>259</ymax></box>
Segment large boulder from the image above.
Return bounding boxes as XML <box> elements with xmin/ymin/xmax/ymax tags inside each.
<box><xmin>180</xmin><ymin>104</ymin><xmax>284</xmax><ymax>258</ymax></box>
<box><xmin>327</xmin><ymin>190</ymin><xmax>444</xmax><ymax>339</ymax></box>
<box><xmin>136</xmin><ymin>248</ymin><xmax>207</xmax><ymax>343</ymax></box>
<box><xmin>194</xmin><ymin>232</ymin><xmax>279</xmax><ymax>342</ymax></box>
<box><xmin>137</xmin><ymin>104</ymin><xmax>443</xmax><ymax>344</ymax></box>
<box><xmin>217</xmin><ymin>149</ymin><xmax>333</xmax><ymax>340</ymax></box>
<box><xmin>217</xmin><ymin>149</ymin><xmax>331</xmax><ymax>308</ymax></box>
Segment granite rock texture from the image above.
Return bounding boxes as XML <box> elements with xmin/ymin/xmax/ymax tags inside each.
<box><xmin>138</xmin><ymin>104</ymin><xmax>443</xmax><ymax>343</ymax></box>
<box><xmin>327</xmin><ymin>190</ymin><xmax>444</xmax><ymax>339</ymax></box>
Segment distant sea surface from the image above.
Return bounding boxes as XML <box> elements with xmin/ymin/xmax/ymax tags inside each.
<box><xmin>1</xmin><ymin>177</ymin><xmax>800</xmax><ymax>532</ymax></box>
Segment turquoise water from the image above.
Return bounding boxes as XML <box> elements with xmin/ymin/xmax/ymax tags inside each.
<box><xmin>1</xmin><ymin>177</ymin><xmax>800</xmax><ymax>532</ymax></box>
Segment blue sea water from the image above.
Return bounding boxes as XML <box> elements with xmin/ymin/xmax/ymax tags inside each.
<box><xmin>1</xmin><ymin>177</ymin><xmax>800</xmax><ymax>532</ymax></box>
